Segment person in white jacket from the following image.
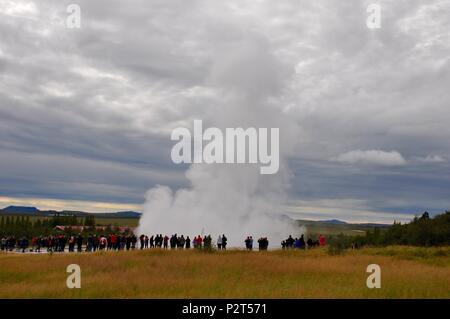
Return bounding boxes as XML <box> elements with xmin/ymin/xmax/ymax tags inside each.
<box><xmin>217</xmin><ymin>235</ymin><xmax>223</xmax><ymax>250</ymax></box>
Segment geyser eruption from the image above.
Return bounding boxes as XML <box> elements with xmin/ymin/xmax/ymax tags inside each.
<box><xmin>137</xmin><ymin>40</ymin><xmax>303</xmax><ymax>247</ymax></box>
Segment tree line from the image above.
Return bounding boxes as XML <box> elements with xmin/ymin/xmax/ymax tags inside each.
<box><xmin>0</xmin><ymin>214</ymin><xmax>97</xmax><ymax>237</ymax></box>
<box><xmin>328</xmin><ymin>210</ymin><xmax>450</xmax><ymax>254</ymax></box>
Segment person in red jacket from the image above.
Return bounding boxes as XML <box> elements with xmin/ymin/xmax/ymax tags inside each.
<box><xmin>31</xmin><ymin>237</ymin><xmax>37</xmax><ymax>251</ymax></box>
<box><xmin>319</xmin><ymin>234</ymin><xmax>326</xmax><ymax>246</ymax></box>
<box><xmin>110</xmin><ymin>234</ymin><xmax>117</xmax><ymax>250</ymax></box>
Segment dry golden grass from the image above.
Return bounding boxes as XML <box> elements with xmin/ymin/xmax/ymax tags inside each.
<box><xmin>0</xmin><ymin>246</ymin><xmax>449</xmax><ymax>298</ymax></box>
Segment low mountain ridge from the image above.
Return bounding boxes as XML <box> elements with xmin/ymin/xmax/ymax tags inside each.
<box><xmin>0</xmin><ymin>206</ymin><xmax>142</xmax><ymax>218</ymax></box>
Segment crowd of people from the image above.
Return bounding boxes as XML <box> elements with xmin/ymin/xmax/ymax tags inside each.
<box><xmin>0</xmin><ymin>234</ymin><xmax>142</xmax><ymax>253</ymax></box>
<box><xmin>281</xmin><ymin>234</ymin><xmax>326</xmax><ymax>249</ymax></box>
<box><xmin>1</xmin><ymin>233</ymin><xmax>324</xmax><ymax>253</ymax></box>
<box><xmin>0</xmin><ymin>233</ymin><xmax>230</xmax><ymax>253</ymax></box>
<box><xmin>243</xmin><ymin>236</ymin><xmax>269</xmax><ymax>250</ymax></box>
<box><xmin>135</xmin><ymin>234</ymin><xmax>229</xmax><ymax>250</ymax></box>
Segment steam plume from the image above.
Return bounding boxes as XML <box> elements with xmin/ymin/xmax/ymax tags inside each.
<box><xmin>137</xmin><ymin>39</ymin><xmax>304</xmax><ymax>247</ymax></box>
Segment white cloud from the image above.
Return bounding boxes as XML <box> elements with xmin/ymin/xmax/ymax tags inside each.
<box><xmin>414</xmin><ymin>155</ymin><xmax>446</xmax><ymax>163</ymax></box>
<box><xmin>0</xmin><ymin>0</ymin><xmax>39</xmax><ymax>17</ymax></box>
<box><xmin>331</xmin><ymin>150</ymin><xmax>407</xmax><ymax>166</ymax></box>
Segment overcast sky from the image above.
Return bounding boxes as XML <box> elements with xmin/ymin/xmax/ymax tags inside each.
<box><xmin>1</xmin><ymin>0</ymin><xmax>449</xmax><ymax>222</ymax></box>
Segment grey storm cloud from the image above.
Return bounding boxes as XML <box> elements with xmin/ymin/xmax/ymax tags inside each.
<box><xmin>0</xmin><ymin>0</ymin><xmax>449</xmax><ymax>221</ymax></box>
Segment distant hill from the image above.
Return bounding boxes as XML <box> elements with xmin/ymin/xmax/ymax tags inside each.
<box><xmin>115</xmin><ymin>211</ymin><xmax>142</xmax><ymax>218</ymax></box>
<box><xmin>93</xmin><ymin>211</ymin><xmax>142</xmax><ymax>218</ymax></box>
<box><xmin>317</xmin><ymin>219</ymin><xmax>348</xmax><ymax>225</ymax></box>
<box><xmin>2</xmin><ymin>206</ymin><xmax>39</xmax><ymax>214</ymax></box>
<box><xmin>0</xmin><ymin>206</ymin><xmax>141</xmax><ymax>218</ymax></box>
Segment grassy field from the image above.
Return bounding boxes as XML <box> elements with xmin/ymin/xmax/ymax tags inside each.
<box><xmin>0</xmin><ymin>246</ymin><xmax>449</xmax><ymax>298</ymax></box>
<box><xmin>94</xmin><ymin>217</ymin><xmax>139</xmax><ymax>227</ymax></box>
<box><xmin>299</xmin><ymin>220</ymin><xmax>388</xmax><ymax>237</ymax></box>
